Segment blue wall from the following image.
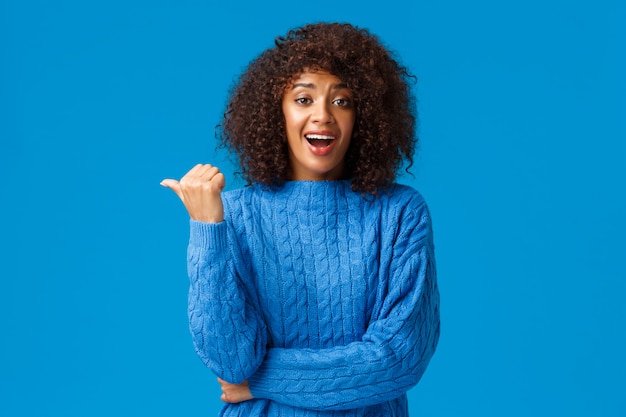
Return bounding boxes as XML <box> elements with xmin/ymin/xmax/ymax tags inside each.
<box><xmin>1</xmin><ymin>0</ymin><xmax>624</xmax><ymax>415</ymax></box>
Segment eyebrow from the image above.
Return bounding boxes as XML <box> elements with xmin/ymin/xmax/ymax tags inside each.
<box><xmin>291</xmin><ymin>82</ymin><xmax>349</xmax><ymax>90</ymax></box>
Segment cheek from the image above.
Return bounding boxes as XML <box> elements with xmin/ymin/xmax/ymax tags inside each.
<box><xmin>283</xmin><ymin>115</ymin><xmax>297</xmax><ymax>138</ymax></box>
<box><xmin>343</xmin><ymin>114</ymin><xmax>356</xmax><ymax>138</ymax></box>
<box><xmin>284</xmin><ymin>110</ymin><xmax>306</xmax><ymax>136</ymax></box>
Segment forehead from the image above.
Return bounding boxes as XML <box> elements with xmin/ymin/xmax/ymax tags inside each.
<box><xmin>287</xmin><ymin>70</ymin><xmax>350</xmax><ymax>90</ymax></box>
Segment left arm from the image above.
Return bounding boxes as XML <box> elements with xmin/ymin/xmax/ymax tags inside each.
<box><xmin>245</xmin><ymin>210</ymin><xmax>440</xmax><ymax>410</ymax></box>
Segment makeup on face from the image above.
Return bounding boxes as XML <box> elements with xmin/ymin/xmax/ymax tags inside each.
<box><xmin>282</xmin><ymin>71</ymin><xmax>355</xmax><ymax>181</ymax></box>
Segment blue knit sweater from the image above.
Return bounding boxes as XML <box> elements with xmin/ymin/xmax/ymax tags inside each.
<box><xmin>187</xmin><ymin>180</ymin><xmax>439</xmax><ymax>416</ymax></box>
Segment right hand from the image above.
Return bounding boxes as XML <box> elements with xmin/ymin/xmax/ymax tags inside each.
<box><xmin>161</xmin><ymin>164</ymin><xmax>225</xmax><ymax>223</ymax></box>
<box><xmin>218</xmin><ymin>378</ymin><xmax>253</xmax><ymax>403</ymax></box>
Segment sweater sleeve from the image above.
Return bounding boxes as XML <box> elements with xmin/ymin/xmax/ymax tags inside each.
<box><xmin>187</xmin><ymin>219</ymin><xmax>267</xmax><ymax>384</ymax></box>
<box><xmin>247</xmin><ymin>210</ymin><xmax>440</xmax><ymax>410</ymax></box>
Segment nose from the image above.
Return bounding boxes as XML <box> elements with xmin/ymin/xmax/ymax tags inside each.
<box><xmin>312</xmin><ymin>101</ymin><xmax>334</xmax><ymax>124</ymax></box>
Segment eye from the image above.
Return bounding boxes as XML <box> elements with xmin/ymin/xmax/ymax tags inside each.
<box><xmin>333</xmin><ymin>98</ymin><xmax>352</xmax><ymax>107</ymax></box>
<box><xmin>295</xmin><ymin>97</ymin><xmax>312</xmax><ymax>105</ymax></box>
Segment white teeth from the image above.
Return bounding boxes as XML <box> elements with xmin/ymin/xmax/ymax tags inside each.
<box><xmin>305</xmin><ymin>134</ymin><xmax>335</xmax><ymax>140</ymax></box>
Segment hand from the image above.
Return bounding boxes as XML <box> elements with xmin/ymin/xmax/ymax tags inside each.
<box><xmin>217</xmin><ymin>378</ymin><xmax>253</xmax><ymax>403</ymax></box>
<box><xmin>161</xmin><ymin>164</ymin><xmax>225</xmax><ymax>223</ymax></box>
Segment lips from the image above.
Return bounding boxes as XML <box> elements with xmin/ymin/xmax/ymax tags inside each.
<box><xmin>304</xmin><ymin>132</ymin><xmax>337</xmax><ymax>156</ymax></box>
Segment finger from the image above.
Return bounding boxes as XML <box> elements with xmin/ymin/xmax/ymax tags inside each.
<box><xmin>181</xmin><ymin>164</ymin><xmax>211</xmax><ymax>183</ymax></box>
<box><xmin>160</xmin><ymin>179</ymin><xmax>184</xmax><ymax>201</ymax></box>
<box><xmin>180</xmin><ymin>164</ymin><xmax>221</xmax><ymax>189</ymax></box>
<box><xmin>207</xmin><ymin>172</ymin><xmax>226</xmax><ymax>193</ymax></box>
<box><xmin>186</xmin><ymin>167</ymin><xmax>225</xmax><ymax>193</ymax></box>
<box><xmin>189</xmin><ymin>163</ymin><xmax>210</xmax><ymax>175</ymax></box>
<box><xmin>193</xmin><ymin>165</ymin><xmax>223</xmax><ymax>186</ymax></box>
<box><xmin>190</xmin><ymin>163</ymin><xmax>215</xmax><ymax>178</ymax></box>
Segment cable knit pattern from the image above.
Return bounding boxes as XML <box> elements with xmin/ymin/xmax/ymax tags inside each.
<box><xmin>187</xmin><ymin>180</ymin><xmax>440</xmax><ymax>416</ymax></box>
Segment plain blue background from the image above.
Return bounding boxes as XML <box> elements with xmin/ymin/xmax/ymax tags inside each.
<box><xmin>1</xmin><ymin>0</ymin><xmax>624</xmax><ymax>415</ymax></box>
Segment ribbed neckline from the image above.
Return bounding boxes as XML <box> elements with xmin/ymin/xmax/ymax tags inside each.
<box><xmin>280</xmin><ymin>179</ymin><xmax>353</xmax><ymax>189</ymax></box>
<box><xmin>251</xmin><ymin>179</ymin><xmax>356</xmax><ymax>213</ymax></box>
<box><xmin>251</xmin><ymin>179</ymin><xmax>356</xmax><ymax>197</ymax></box>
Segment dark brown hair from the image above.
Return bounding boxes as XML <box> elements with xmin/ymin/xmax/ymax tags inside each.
<box><xmin>217</xmin><ymin>22</ymin><xmax>417</xmax><ymax>194</ymax></box>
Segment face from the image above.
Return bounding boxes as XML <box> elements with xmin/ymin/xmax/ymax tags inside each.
<box><xmin>282</xmin><ymin>70</ymin><xmax>355</xmax><ymax>181</ymax></box>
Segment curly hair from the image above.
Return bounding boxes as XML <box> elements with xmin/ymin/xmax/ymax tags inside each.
<box><xmin>217</xmin><ymin>22</ymin><xmax>417</xmax><ymax>195</ymax></box>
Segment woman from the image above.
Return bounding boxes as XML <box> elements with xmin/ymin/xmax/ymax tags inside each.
<box><xmin>162</xmin><ymin>22</ymin><xmax>440</xmax><ymax>416</ymax></box>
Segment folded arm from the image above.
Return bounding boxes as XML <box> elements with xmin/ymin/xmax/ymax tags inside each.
<box><xmin>248</xmin><ymin>213</ymin><xmax>440</xmax><ymax>410</ymax></box>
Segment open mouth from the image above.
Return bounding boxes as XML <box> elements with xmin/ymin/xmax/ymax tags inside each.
<box><xmin>305</xmin><ymin>134</ymin><xmax>335</xmax><ymax>148</ymax></box>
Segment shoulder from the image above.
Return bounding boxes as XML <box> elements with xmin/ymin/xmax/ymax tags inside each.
<box><xmin>220</xmin><ymin>184</ymin><xmax>285</xmax><ymax>221</ymax></box>
<box><xmin>380</xmin><ymin>183</ymin><xmax>434</xmax><ymax>245</ymax></box>
<box><xmin>219</xmin><ymin>186</ymin><xmax>258</xmax><ymax>225</ymax></box>
<box><xmin>221</xmin><ymin>186</ymin><xmax>247</xmax><ymax>203</ymax></box>
<box><xmin>221</xmin><ymin>185</ymin><xmax>263</xmax><ymax>206</ymax></box>
<box><xmin>383</xmin><ymin>183</ymin><xmax>430</xmax><ymax>218</ymax></box>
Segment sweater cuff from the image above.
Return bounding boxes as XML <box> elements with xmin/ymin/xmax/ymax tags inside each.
<box><xmin>189</xmin><ymin>219</ymin><xmax>228</xmax><ymax>251</ymax></box>
<box><xmin>247</xmin><ymin>371</ymin><xmax>270</xmax><ymax>400</ymax></box>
